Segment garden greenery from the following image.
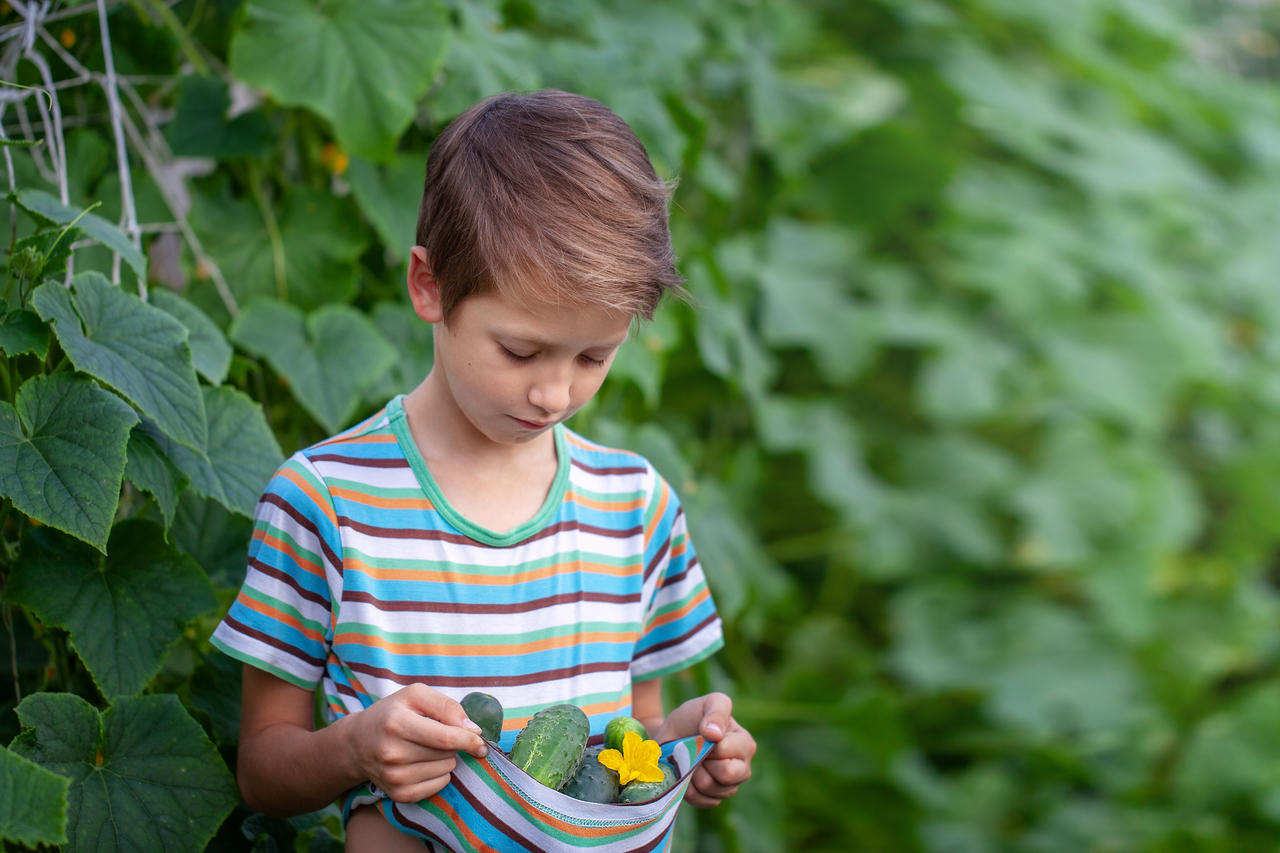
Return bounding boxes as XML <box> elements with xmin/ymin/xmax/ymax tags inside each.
<box><xmin>2</xmin><ymin>1</ymin><xmax>1280</xmax><ymax>850</ymax></box>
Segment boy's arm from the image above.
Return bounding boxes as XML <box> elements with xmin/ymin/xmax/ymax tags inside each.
<box><xmin>630</xmin><ymin>677</ymin><xmax>756</xmax><ymax>809</ymax></box>
<box><xmin>237</xmin><ymin>665</ymin><xmax>488</xmax><ymax>816</ymax></box>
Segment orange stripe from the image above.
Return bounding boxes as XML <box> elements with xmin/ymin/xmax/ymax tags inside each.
<box><xmin>648</xmin><ymin>587</ymin><xmax>712</xmax><ymax>632</ymax></box>
<box><xmin>329</xmin><ymin>485</ymin><xmax>434</xmax><ymax>511</ymax></box>
<box><xmin>566</xmin><ymin>489</ymin><xmax>645</xmax><ymax>512</ymax></box>
<box><xmin>237</xmin><ymin>592</ymin><xmax>325</xmax><ymax>644</ymax></box>
<box><xmin>315</xmin><ymin>430</ymin><xmax>397</xmax><ymax>448</ymax></box>
<box><xmin>331</xmin><ymin>629</ymin><xmax>638</xmax><ymax>658</ymax></box>
<box><xmin>502</xmin><ymin>696</ymin><xmax>630</xmax><ymax>732</ymax></box>
<box><xmin>644</xmin><ymin>480</ymin><xmax>669</xmax><ymax>542</ymax></box>
<box><xmin>279</xmin><ymin>466</ymin><xmax>339</xmax><ymax>529</ymax></box>
<box><xmin>253</xmin><ymin>528</ymin><xmax>325</xmax><ymax>578</ymax></box>
<box><xmin>352</xmin><ymin>558</ymin><xmax>636</xmax><ymax>584</ymax></box>
<box><xmin>428</xmin><ymin>797</ymin><xmax>490</xmax><ymax>851</ymax></box>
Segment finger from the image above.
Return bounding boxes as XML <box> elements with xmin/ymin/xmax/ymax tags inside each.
<box><xmin>685</xmin><ymin>765</ymin><xmax>739</xmax><ymax>806</ymax></box>
<box><xmin>697</xmin><ymin>693</ymin><xmax>733</xmax><ymax>741</ymax></box>
<box><xmin>702</xmin><ymin>756</ymin><xmax>751</xmax><ymax>787</ymax></box>
<box><xmin>400</xmin><ymin>714</ymin><xmax>489</xmax><ymax>758</ymax></box>
<box><xmin>378</xmin><ymin>755</ymin><xmax>458</xmax><ymax>791</ymax></box>
<box><xmin>395</xmin><ymin>685</ymin><xmax>489</xmax><ymax>757</ymax></box>
<box><xmin>708</xmin><ymin>723</ymin><xmax>756</xmax><ymax>761</ymax></box>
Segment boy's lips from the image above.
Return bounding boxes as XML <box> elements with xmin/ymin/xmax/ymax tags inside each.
<box><xmin>511</xmin><ymin>416</ymin><xmax>551</xmax><ymax>430</ymax></box>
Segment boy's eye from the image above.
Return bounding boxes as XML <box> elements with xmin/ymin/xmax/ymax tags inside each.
<box><xmin>579</xmin><ymin>354</ymin><xmax>607</xmax><ymax>368</ymax></box>
<box><xmin>500</xmin><ymin>346</ymin><xmax>535</xmax><ymax>361</ymax></box>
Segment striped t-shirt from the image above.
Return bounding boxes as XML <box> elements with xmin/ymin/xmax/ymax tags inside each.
<box><xmin>211</xmin><ymin>395</ymin><xmax>723</xmax><ymax>749</ymax></box>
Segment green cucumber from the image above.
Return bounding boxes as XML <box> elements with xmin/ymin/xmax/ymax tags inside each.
<box><xmin>560</xmin><ymin>745</ymin><xmax>622</xmax><ymax>803</ymax></box>
<box><xmin>604</xmin><ymin>715</ymin><xmax>648</xmax><ymax>751</ymax></box>
<box><xmin>617</xmin><ymin>761</ymin><xmax>678</xmax><ymax>804</ymax></box>
<box><xmin>460</xmin><ymin>692</ymin><xmax>503</xmax><ymax>743</ymax></box>
<box><xmin>510</xmin><ymin>703</ymin><xmax>589</xmax><ymax>790</ymax></box>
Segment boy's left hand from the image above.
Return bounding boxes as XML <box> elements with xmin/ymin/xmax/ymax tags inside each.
<box><xmin>653</xmin><ymin>692</ymin><xmax>756</xmax><ymax>808</ymax></box>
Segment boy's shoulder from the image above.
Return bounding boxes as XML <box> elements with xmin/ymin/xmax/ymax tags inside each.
<box><xmin>560</xmin><ymin>425</ymin><xmax>654</xmax><ymax>478</ymax></box>
<box><xmin>283</xmin><ymin>401</ymin><xmax>402</xmax><ymax>477</ymax></box>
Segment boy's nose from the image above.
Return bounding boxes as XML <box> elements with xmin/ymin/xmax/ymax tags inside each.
<box><xmin>528</xmin><ymin>372</ymin><xmax>571</xmax><ymax>415</ymax></box>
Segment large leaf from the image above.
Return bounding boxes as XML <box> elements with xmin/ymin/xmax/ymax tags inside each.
<box><xmin>171</xmin><ymin>491</ymin><xmax>254</xmax><ymax>588</ymax></box>
<box><xmin>164</xmin><ymin>74</ymin><xmax>273</xmax><ymax>160</ymax></box>
<box><xmin>0</xmin><ymin>309</ymin><xmax>50</xmax><ymax>358</ymax></box>
<box><xmin>125</xmin><ymin>429</ymin><xmax>188</xmax><ymax>531</ymax></box>
<box><xmin>364</xmin><ymin>299</ymin><xmax>434</xmax><ymax>404</ymax></box>
<box><xmin>12</xmin><ymin>189</ymin><xmax>146</xmax><ymax>281</ymax></box>
<box><xmin>345</xmin><ymin>150</ymin><xmax>426</xmax><ymax>263</ymax></box>
<box><xmin>148</xmin><ymin>386</ymin><xmax>283</xmax><ymax>518</ymax></box>
<box><xmin>0</xmin><ymin>374</ymin><xmax>137</xmax><ymax>551</ymax></box>
<box><xmin>33</xmin><ymin>273</ymin><xmax>206</xmax><ymax>451</ymax></box>
<box><xmin>231</xmin><ymin>300</ymin><xmax>397</xmax><ymax>432</ymax></box>
<box><xmin>0</xmin><ymin>744</ymin><xmax>68</xmax><ymax>848</ymax></box>
<box><xmin>229</xmin><ymin>0</ymin><xmax>451</xmax><ymax>161</ymax></box>
<box><xmin>189</xmin><ymin>182</ymin><xmax>368</xmax><ymax>310</ymax></box>
<box><xmin>4</xmin><ymin>521</ymin><xmax>216</xmax><ymax>699</ymax></box>
<box><xmin>11</xmin><ymin>692</ymin><xmax>237</xmax><ymax>853</ymax></box>
<box><xmin>148</xmin><ymin>289</ymin><xmax>233</xmax><ymax>386</ymax></box>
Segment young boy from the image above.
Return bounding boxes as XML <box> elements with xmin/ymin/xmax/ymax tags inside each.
<box><xmin>210</xmin><ymin>90</ymin><xmax>755</xmax><ymax>851</ymax></box>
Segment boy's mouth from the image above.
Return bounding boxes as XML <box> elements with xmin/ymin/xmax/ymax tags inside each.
<box><xmin>510</xmin><ymin>416</ymin><xmax>551</xmax><ymax>430</ymax></box>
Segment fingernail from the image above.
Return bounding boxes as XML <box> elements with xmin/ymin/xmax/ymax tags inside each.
<box><xmin>476</xmin><ymin>743</ymin><xmax>488</xmax><ymax>758</ymax></box>
<box><xmin>462</xmin><ymin>719</ymin><xmax>482</xmax><ymax>733</ymax></box>
<box><xmin>705</xmin><ymin>723</ymin><xmax>723</xmax><ymax>738</ymax></box>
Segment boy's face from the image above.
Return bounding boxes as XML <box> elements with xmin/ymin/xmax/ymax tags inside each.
<box><xmin>430</xmin><ymin>288</ymin><xmax>633</xmax><ymax>447</ymax></box>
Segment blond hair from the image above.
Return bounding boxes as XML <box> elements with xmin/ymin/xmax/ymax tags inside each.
<box><xmin>416</xmin><ymin>90</ymin><xmax>683</xmax><ymax>321</ymax></box>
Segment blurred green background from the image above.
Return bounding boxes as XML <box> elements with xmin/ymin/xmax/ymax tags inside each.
<box><xmin>5</xmin><ymin>0</ymin><xmax>1280</xmax><ymax>850</ymax></box>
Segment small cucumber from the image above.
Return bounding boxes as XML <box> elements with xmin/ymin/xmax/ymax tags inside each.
<box><xmin>510</xmin><ymin>703</ymin><xmax>589</xmax><ymax>790</ymax></box>
<box><xmin>560</xmin><ymin>745</ymin><xmax>622</xmax><ymax>803</ymax></box>
<box><xmin>604</xmin><ymin>715</ymin><xmax>648</xmax><ymax>751</ymax></box>
<box><xmin>617</xmin><ymin>761</ymin><xmax>678</xmax><ymax>804</ymax></box>
<box><xmin>460</xmin><ymin>692</ymin><xmax>503</xmax><ymax>743</ymax></box>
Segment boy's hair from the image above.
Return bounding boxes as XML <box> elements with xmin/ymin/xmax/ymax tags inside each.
<box><xmin>416</xmin><ymin>89</ymin><xmax>683</xmax><ymax>321</ymax></box>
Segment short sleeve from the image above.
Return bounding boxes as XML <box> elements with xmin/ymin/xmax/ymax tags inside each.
<box><xmin>631</xmin><ymin>468</ymin><xmax>724</xmax><ymax>681</ymax></box>
<box><xmin>210</xmin><ymin>453</ymin><xmax>342</xmax><ymax>688</ymax></box>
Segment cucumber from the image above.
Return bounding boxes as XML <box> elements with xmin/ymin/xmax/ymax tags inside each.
<box><xmin>617</xmin><ymin>761</ymin><xmax>678</xmax><ymax>804</ymax></box>
<box><xmin>510</xmin><ymin>703</ymin><xmax>589</xmax><ymax>790</ymax></box>
<box><xmin>604</xmin><ymin>715</ymin><xmax>648</xmax><ymax>751</ymax></box>
<box><xmin>560</xmin><ymin>745</ymin><xmax>622</xmax><ymax>804</ymax></box>
<box><xmin>460</xmin><ymin>692</ymin><xmax>503</xmax><ymax>743</ymax></box>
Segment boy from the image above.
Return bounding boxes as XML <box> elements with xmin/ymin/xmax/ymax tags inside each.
<box><xmin>211</xmin><ymin>90</ymin><xmax>755</xmax><ymax>851</ymax></box>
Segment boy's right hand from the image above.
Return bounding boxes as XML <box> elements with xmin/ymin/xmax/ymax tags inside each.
<box><xmin>345</xmin><ymin>683</ymin><xmax>489</xmax><ymax>803</ymax></box>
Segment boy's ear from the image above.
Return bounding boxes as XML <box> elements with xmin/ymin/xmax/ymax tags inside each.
<box><xmin>407</xmin><ymin>246</ymin><xmax>445</xmax><ymax>323</ymax></box>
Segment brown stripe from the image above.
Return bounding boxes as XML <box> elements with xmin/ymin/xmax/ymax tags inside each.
<box><xmin>348</xmin><ymin>658</ymin><xmax>630</xmax><ymax>688</ymax></box>
<box><xmin>309</xmin><ymin>453</ymin><xmax>410</xmax><ymax>469</ymax></box>
<box><xmin>571</xmin><ymin>458</ymin><xmax>647</xmax><ymax>476</ymax></box>
<box><xmin>223</xmin><ymin>613</ymin><xmax>326</xmax><ymax>669</ymax></box>
<box><xmin>644</xmin><ymin>538</ymin><xmax>669</xmax><ymax>582</ymax></box>
<box><xmin>635</xmin><ymin>613</ymin><xmax>721</xmax><ymax>661</ymax></box>
<box><xmin>341</xmin><ymin>589</ymin><xmax>640</xmax><ymax>614</ymax></box>
<box><xmin>260</xmin><ymin>493</ymin><xmax>343</xmax><ymax>573</ymax></box>
<box><xmin>249</xmin><ymin>557</ymin><xmax>330</xmax><ymax>610</ymax></box>
<box><xmin>337</xmin><ymin>515</ymin><xmax>642</xmax><ymax>548</ymax></box>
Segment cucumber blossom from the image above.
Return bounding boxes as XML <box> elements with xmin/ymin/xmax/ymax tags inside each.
<box><xmin>460</xmin><ymin>692</ymin><xmax>504</xmax><ymax>743</ymax></box>
<box><xmin>604</xmin><ymin>715</ymin><xmax>648</xmax><ymax>751</ymax></box>
<box><xmin>510</xmin><ymin>703</ymin><xmax>589</xmax><ymax>790</ymax></box>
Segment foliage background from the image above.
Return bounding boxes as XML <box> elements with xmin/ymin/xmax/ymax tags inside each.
<box><xmin>2</xmin><ymin>0</ymin><xmax>1280</xmax><ymax>850</ymax></box>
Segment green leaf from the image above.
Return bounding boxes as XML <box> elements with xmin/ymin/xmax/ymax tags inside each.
<box><xmin>0</xmin><ymin>309</ymin><xmax>50</xmax><ymax>358</ymax></box>
<box><xmin>229</xmin><ymin>0</ymin><xmax>451</xmax><ymax>161</ymax></box>
<box><xmin>345</xmin><ymin>151</ymin><xmax>426</xmax><ymax>263</ymax></box>
<box><xmin>0</xmin><ymin>744</ymin><xmax>69</xmax><ymax>848</ymax></box>
<box><xmin>12</xmin><ymin>189</ymin><xmax>146</xmax><ymax>281</ymax></box>
<box><xmin>33</xmin><ymin>273</ymin><xmax>206</xmax><ymax>451</ymax></box>
<box><xmin>171</xmin><ymin>491</ymin><xmax>254</xmax><ymax>588</ymax></box>
<box><xmin>0</xmin><ymin>374</ymin><xmax>137</xmax><ymax>551</ymax></box>
<box><xmin>148</xmin><ymin>386</ymin><xmax>282</xmax><ymax>518</ymax></box>
<box><xmin>231</xmin><ymin>300</ymin><xmax>397</xmax><ymax>432</ymax></box>
<box><xmin>147</xmin><ymin>289</ymin><xmax>231</xmax><ymax>386</ymax></box>
<box><xmin>11</xmin><ymin>692</ymin><xmax>237</xmax><ymax>853</ymax></box>
<box><xmin>165</xmin><ymin>75</ymin><xmax>273</xmax><ymax>159</ymax></box>
<box><xmin>189</xmin><ymin>182</ymin><xmax>367</xmax><ymax>310</ymax></box>
<box><xmin>4</xmin><ymin>520</ymin><xmax>216</xmax><ymax>699</ymax></box>
<box><xmin>125</xmin><ymin>429</ymin><xmax>189</xmax><ymax>531</ymax></box>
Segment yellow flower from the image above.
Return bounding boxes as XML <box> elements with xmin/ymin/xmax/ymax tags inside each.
<box><xmin>597</xmin><ymin>731</ymin><xmax>665</xmax><ymax>786</ymax></box>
